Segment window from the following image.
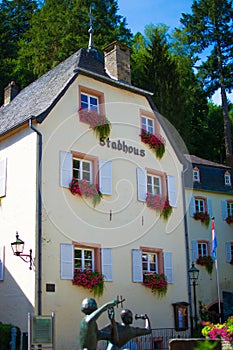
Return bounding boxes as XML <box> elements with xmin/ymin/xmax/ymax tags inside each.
<box><xmin>132</xmin><ymin>249</ymin><xmax>174</xmax><ymax>283</ymax></box>
<box><xmin>198</xmin><ymin>242</ymin><xmax>208</xmax><ymax>257</ymax></box>
<box><xmin>193</xmin><ymin>167</ymin><xmax>200</xmax><ymax>182</ymax></box>
<box><xmin>226</xmin><ymin>242</ymin><xmax>233</xmax><ymax>263</ymax></box>
<box><xmin>172</xmin><ymin>302</ymin><xmax>189</xmax><ymax>331</ymax></box>
<box><xmin>147</xmin><ymin>174</ymin><xmax>161</xmax><ymax>195</ymax></box>
<box><xmin>60</xmin><ymin>151</ymin><xmax>112</xmax><ymax>195</ymax></box>
<box><xmin>227</xmin><ymin>201</ymin><xmax>233</xmax><ymax>216</ymax></box>
<box><xmin>74</xmin><ymin>248</ymin><xmax>94</xmax><ymax>271</ymax></box>
<box><xmin>142</xmin><ymin>252</ymin><xmax>158</xmax><ymax>273</ymax></box>
<box><xmin>195</xmin><ymin>198</ymin><xmax>205</xmax><ymax>213</ymax></box>
<box><xmin>0</xmin><ymin>158</ymin><xmax>7</xmax><ymax>198</ymax></box>
<box><xmin>225</xmin><ymin>171</ymin><xmax>231</xmax><ymax>186</ymax></box>
<box><xmin>60</xmin><ymin>244</ymin><xmax>113</xmax><ymax>281</ymax></box>
<box><xmin>73</xmin><ymin>158</ymin><xmax>92</xmax><ymax>183</ymax></box>
<box><xmin>81</xmin><ymin>93</ymin><xmax>99</xmax><ymax>112</ymax></box>
<box><xmin>141</xmin><ymin>116</ymin><xmax>154</xmax><ymax>134</ymax></box>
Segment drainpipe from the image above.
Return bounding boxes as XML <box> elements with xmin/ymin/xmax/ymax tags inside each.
<box><xmin>181</xmin><ymin>164</ymin><xmax>193</xmax><ymax>336</ymax></box>
<box><xmin>29</xmin><ymin>118</ymin><xmax>42</xmax><ymax>316</ymax></box>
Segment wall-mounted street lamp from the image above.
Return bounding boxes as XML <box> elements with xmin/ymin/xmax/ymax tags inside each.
<box><xmin>11</xmin><ymin>232</ymin><xmax>33</xmax><ymax>270</ymax></box>
<box><xmin>188</xmin><ymin>262</ymin><xmax>199</xmax><ymax>333</ymax></box>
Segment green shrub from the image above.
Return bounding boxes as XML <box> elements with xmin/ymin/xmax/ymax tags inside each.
<box><xmin>0</xmin><ymin>323</ymin><xmax>21</xmax><ymax>350</ymax></box>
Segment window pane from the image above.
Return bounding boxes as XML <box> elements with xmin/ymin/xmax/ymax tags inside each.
<box><xmin>75</xmin><ymin>250</ymin><xmax>81</xmax><ymax>258</ymax></box>
<box><xmin>141</xmin><ymin>117</ymin><xmax>147</xmax><ymax>130</ymax></box>
<box><xmin>83</xmin><ymin>162</ymin><xmax>90</xmax><ymax>172</ymax></box>
<box><xmin>84</xmin><ymin>250</ymin><xmax>93</xmax><ymax>259</ymax></box>
<box><xmin>81</xmin><ymin>94</ymin><xmax>88</xmax><ymax>109</ymax></box>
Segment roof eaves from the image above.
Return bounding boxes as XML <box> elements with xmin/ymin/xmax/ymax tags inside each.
<box><xmin>76</xmin><ymin>67</ymin><xmax>154</xmax><ymax>96</ymax></box>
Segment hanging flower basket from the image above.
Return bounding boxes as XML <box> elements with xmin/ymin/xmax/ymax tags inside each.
<box><xmin>72</xmin><ymin>268</ymin><xmax>104</xmax><ymax>297</ymax></box>
<box><xmin>140</xmin><ymin>129</ymin><xmax>165</xmax><ymax>159</ymax></box>
<box><xmin>79</xmin><ymin>108</ymin><xmax>111</xmax><ymax>140</ymax></box>
<box><xmin>146</xmin><ymin>194</ymin><xmax>172</xmax><ymax>220</ymax></box>
<box><xmin>202</xmin><ymin>316</ymin><xmax>233</xmax><ymax>348</ymax></box>
<box><xmin>69</xmin><ymin>178</ymin><xmax>102</xmax><ymax>207</ymax></box>
<box><xmin>193</xmin><ymin>212</ymin><xmax>210</xmax><ymax>227</ymax></box>
<box><xmin>226</xmin><ymin>216</ymin><xmax>233</xmax><ymax>224</ymax></box>
<box><xmin>143</xmin><ymin>273</ymin><xmax>168</xmax><ymax>298</ymax></box>
<box><xmin>196</xmin><ymin>256</ymin><xmax>214</xmax><ymax>275</ymax></box>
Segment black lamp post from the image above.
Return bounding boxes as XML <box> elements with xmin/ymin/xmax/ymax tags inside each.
<box><xmin>188</xmin><ymin>262</ymin><xmax>199</xmax><ymax>333</ymax></box>
<box><xmin>11</xmin><ymin>232</ymin><xmax>33</xmax><ymax>270</ymax></box>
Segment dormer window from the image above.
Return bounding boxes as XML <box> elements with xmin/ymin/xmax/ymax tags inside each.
<box><xmin>225</xmin><ymin>171</ymin><xmax>231</xmax><ymax>186</ymax></box>
<box><xmin>193</xmin><ymin>167</ymin><xmax>200</xmax><ymax>182</ymax></box>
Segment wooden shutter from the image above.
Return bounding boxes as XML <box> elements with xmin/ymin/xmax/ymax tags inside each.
<box><xmin>132</xmin><ymin>249</ymin><xmax>143</xmax><ymax>282</ymax></box>
<box><xmin>0</xmin><ymin>246</ymin><xmax>4</xmax><ymax>281</ymax></box>
<box><xmin>164</xmin><ymin>252</ymin><xmax>174</xmax><ymax>283</ymax></box>
<box><xmin>189</xmin><ymin>197</ymin><xmax>195</xmax><ymax>217</ymax></box>
<box><xmin>167</xmin><ymin>175</ymin><xmax>177</xmax><ymax>207</ymax></box>
<box><xmin>222</xmin><ymin>200</ymin><xmax>228</xmax><ymax>220</ymax></box>
<box><xmin>191</xmin><ymin>241</ymin><xmax>198</xmax><ymax>262</ymax></box>
<box><xmin>60</xmin><ymin>151</ymin><xmax>72</xmax><ymax>188</ymax></box>
<box><xmin>0</xmin><ymin>158</ymin><xmax>7</xmax><ymax>198</ymax></box>
<box><xmin>101</xmin><ymin>248</ymin><xmax>113</xmax><ymax>281</ymax></box>
<box><xmin>137</xmin><ymin>168</ymin><xmax>147</xmax><ymax>202</ymax></box>
<box><xmin>60</xmin><ymin>244</ymin><xmax>74</xmax><ymax>279</ymax></box>
<box><xmin>99</xmin><ymin>160</ymin><xmax>112</xmax><ymax>195</ymax></box>
<box><xmin>225</xmin><ymin>242</ymin><xmax>232</xmax><ymax>263</ymax></box>
<box><xmin>207</xmin><ymin>198</ymin><xmax>212</xmax><ymax>217</ymax></box>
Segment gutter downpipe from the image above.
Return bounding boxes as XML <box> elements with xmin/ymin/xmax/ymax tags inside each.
<box><xmin>29</xmin><ymin>118</ymin><xmax>42</xmax><ymax>316</ymax></box>
<box><xmin>181</xmin><ymin>163</ymin><xmax>193</xmax><ymax>337</ymax></box>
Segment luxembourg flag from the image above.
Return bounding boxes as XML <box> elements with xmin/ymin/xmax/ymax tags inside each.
<box><xmin>211</xmin><ymin>217</ymin><xmax>218</xmax><ymax>261</ymax></box>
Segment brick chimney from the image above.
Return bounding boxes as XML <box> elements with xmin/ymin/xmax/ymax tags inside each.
<box><xmin>4</xmin><ymin>81</ymin><xmax>19</xmax><ymax>105</ymax></box>
<box><xmin>104</xmin><ymin>41</ymin><xmax>131</xmax><ymax>84</ymax></box>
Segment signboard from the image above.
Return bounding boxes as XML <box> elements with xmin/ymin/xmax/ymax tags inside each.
<box><xmin>32</xmin><ymin>316</ymin><xmax>53</xmax><ymax>344</ymax></box>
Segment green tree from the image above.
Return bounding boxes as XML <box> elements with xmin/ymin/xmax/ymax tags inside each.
<box><xmin>179</xmin><ymin>0</ymin><xmax>233</xmax><ymax>166</ymax></box>
<box><xmin>15</xmin><ymin>0</ymin><xmax>132</xmax><ymax>80</ymax></box>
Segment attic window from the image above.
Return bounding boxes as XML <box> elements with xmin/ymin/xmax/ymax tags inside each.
<box><xmin>193</xmin><ymin>167</ymin><xmax>200</xmax><ymax>182</ymax></box>
<box><xmin>225</xmin><ymin>171</ymin><xmax>231</xmax><ymax>186</ymax></box>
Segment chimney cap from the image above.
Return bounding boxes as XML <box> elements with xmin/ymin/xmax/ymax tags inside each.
<box><xmin>103</xmin><ymin>41</ymin><xmax>130</xmax><ymax>54</ymax></box>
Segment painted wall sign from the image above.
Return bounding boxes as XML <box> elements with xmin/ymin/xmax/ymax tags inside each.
<box><xmin>99</xmin><ymin>138</ymin><xmax>145</xmax><ymax>157</ymax></box>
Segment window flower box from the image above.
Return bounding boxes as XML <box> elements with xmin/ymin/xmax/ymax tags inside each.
<box><xmin>140</xmin><ymin>129</ymin><xmax>165</xmax><ymax>159</ymax></box>
<box><xmin>202</xmin><ymin>316</ymin><xmax>233</xmax><ymax>348</ymax></box>
<box><xmin>72</xmin><ymin>268</ymin><xmax>104</xmax><ymax>297</ymax></box>
<box><xmin>196</xmin><ymin>255</ymin><xmax>214</xmax><ymax>275</ymax></box>
<box><xmin>79</xmin><ymin>108</ymin><xmax>111</xmax><ymax>140</ymax></box>
<box><xmin>226</xmin><ymin>216</ymin><xmax>233</xmax><ymax>224</ymax></box>
<box><xmin>69</xmin><ymin>179</ymin><xmax>102</xmax><ymax>207</ymax></box>
<box><xmin>143</xmin><ymin>272</ymin><xmax>168</xmax><ymax>298</ymax></box>
<box><xmin>193</xmin><ymin>212</ymin><xmax>210</xmax><ymax>227</ymax></box>
<box><xmin>146</xmin><ymin>194</ymin><xmax>172</xmax><ymax>220</ymax></box>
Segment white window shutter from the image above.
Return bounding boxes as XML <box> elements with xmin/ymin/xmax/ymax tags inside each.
<box><xmin>101</xmin><ymin>248</ymin><xmax>113</xmax><ymax>281</ymax></box>
<box><xmin>99</xmin><ymin>160</ymin><xmax>112</xmax><ymax>195</ymax></box>
<box><xmin>167</xmin><ymin>175</ymin><xmax>177</xmax><ymax>207</ymax></box>
<box><xmin>60</xmin><ymin>151</ymin><xmax>73</xmax><ymax>188</ymax></box>
<box><xmin>225</xmin><ymin>242</ymin><xmax>232</xmax><ymax>263</ymax></box>
<box><xmin>189</xmin><ymin>197</ymin><xmax>195</xmax><ymax>217</ymax></box>
<box><xmin>60</xmin><ymin>244</ymin><xmax>74</xmax><ymax>279</ymax></box>
<box><xmin>222</xmin><ymin>200</ymin><xmax>228</xmax><ymax>220</ymax></box>
<box><xmin>207</xmin><ymin>198</ymin><xmax>212</xmax><ymax>217</ymax></box>
<box><xmin>0</xmin><ymin>158</ymin><xmax>7</xmax><ymax>198</ymax></box>
<box><xmin>137</xmin><ymin>168</ymin><xmax>147</xmax><ymax>202</ymax></box>
<box><xmin>132</xmin><ymin>249</ymin><xmax>143</xmax><ymax>282</ymax></box>
<box><xmin>0</xmin><ymin>246</ymin><xmax>4</xmax><ymax>281</ymax></box>
<box><xmin>164</xmin><ymin>252</ymin><xmax>174</xmax><ymax>284</ymax></box>
<box><xmin>192</xmin><ymin>241</ymin><xmax>198</xmax><ymax>262</ymax></box>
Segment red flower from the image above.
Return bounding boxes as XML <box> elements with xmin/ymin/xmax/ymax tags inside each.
<box><xmin>140</xmin><ymin>130</ymin><xmax>165</xmax><ymax>159</ymax></box>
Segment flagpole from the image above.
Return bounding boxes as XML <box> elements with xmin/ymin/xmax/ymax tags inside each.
<box><xmin>211</xmin><ymin>217</ymin><xmax>221</xmax><ymax>322</ymax></box>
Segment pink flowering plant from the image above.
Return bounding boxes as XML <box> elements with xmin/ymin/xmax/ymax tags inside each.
<box><xmin>72</xmin><ymin>268</ymin><xmax>104</xmax><ymax>297</ymax></box>
<box><xmin>202</xmin><ymin>317</ymin><xmax>233</xmax><ymax>344</ymax></box>
<box><xmin>193</xmin><ymin>211</ymin><xmax>210</xmax><ymax>227</ymax></box>
<box><xmin>143</xmin><ymin>272</ymin><xmax>168</xmax><ymax>298</ymax></box>
<box><xmin>196</xmin><ymin>255</ymin><xmax>214</xmax><ymax>275</ymax></box>
<box><xmin>69</xmin><ymin>178</ymin><xmax>102</xmax><ymax>207</ymax></box>
<box><xmin>146</xmin><ymin>194</ymin><xmax>172</xmax><ymax>220</ymax></box>
<box><xmin>226</xmin><ymin>215</ymin><xmax>233</xmax><ymax>224</ymax></box>
<box><xmin>79</xmin><ymin>108</ymin><xmax>111</xmax><ymax>140</ymax></box>
<box><xmin>140</xmin><ymin>129</ymin><xmax>165</xmax><ymax>159</ymax></box>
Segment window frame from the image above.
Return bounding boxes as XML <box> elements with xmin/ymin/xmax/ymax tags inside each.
<box><xmin>195</xmin><ymin>197</ymin><xmax>206</xmax><ymax>213</ymax></box>
<box><xmin>197</xmin><ymin>240</ymin><xmax>209</xmax><ymax>257</ymax></box>
<box><xmin>79</xmin><ymin>85</ymin><xmax>105</xmax><ymax>116</ymax></box>
<box><xmin>140</xmin><ymin>109</ymin><xmax>160</xmax><ymax>134</ymax></box>
<box><xmin>71</xmin><ymin>151</ymin><xmax>98</xmax><ymax>185</ymax></box>
<box><xmin>193</xmin><ymin>167</ymin><xmax>200</xmax><ymax>182</ymax></box>
<box><xmin>146</xmin><ymin>168</ymin><xmax>167</xmax><ymax>197</ymax></box>
<box><xmin>141</xmin><ymin>247</ymin><xmax>164</xmax><ymax>275</ymax></box>
<box><xmin>227</xmin><ymin>201</ymin><xmax>233</xmax><ymax>216</ymax></box>
<box><xmin>224</xmin><ymin>171</ymin><xmax>231</xmax><ymax>186</ymax></box>
<box><xmin>73</xmin><ymin>242</ymin><xmax>101</xmax><ymax>273</ymax></box>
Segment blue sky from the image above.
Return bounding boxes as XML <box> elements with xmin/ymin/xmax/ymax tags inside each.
<box><xmin>117</xmin><ymin>0</ymin><xmax>232</xmax><ymax>105</ymax></box>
